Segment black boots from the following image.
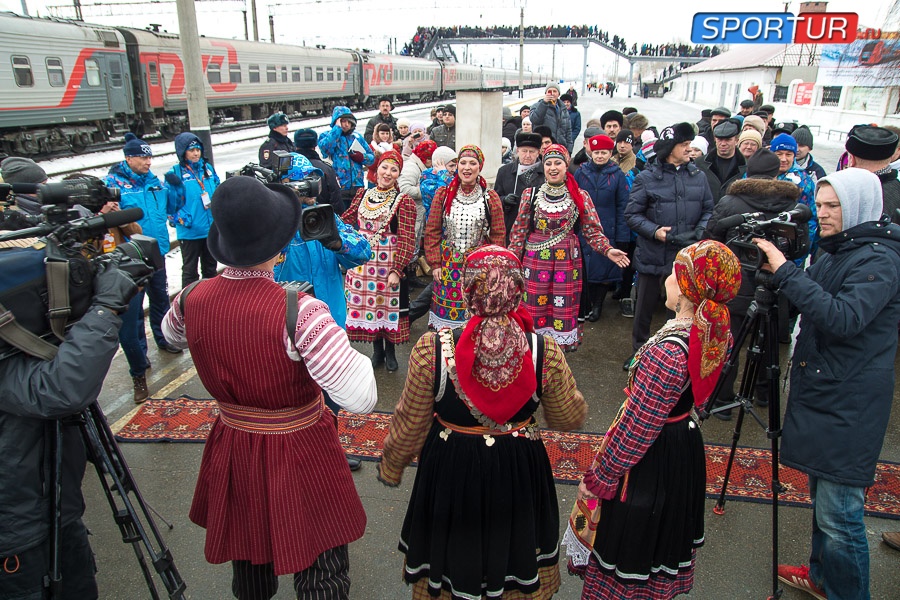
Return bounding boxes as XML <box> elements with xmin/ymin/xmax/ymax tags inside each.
<box><xmin>371</xmin><ymin>339</ymin><xmax>385</xmax><ymax>368</ymax></box>
<box><xmin>384</xmin><ymin>341</ymin><xmax>399</xmax><ymax>372</ymax></box>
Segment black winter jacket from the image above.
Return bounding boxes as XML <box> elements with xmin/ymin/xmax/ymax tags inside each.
<box><xmin>625</xmin><ymin>161</ymin><xmax>714</xmax><ymax>276</ymax></box>
<box><xmin>494</xmin><ymin>161</ymin><xmax>544</xmax><ymax>241</ymax></box>
<box><xmin>0</xmin><ymin>306</ymin><xmax>122</xmax><ymax>554</ymax></box>
<box><xmin>772</xmin><ymin>218</ymin><xmax>900</xmax><ymax>487</ymax></box>
<box><xmin>258</xmin><ymin>131</ymin><xmax>294</xmax><ymax>169</ymax></box>
<box><xmin>879</xmin><ymin>170</ymin><xmax>900</xmax><ymax>224</ymax></box>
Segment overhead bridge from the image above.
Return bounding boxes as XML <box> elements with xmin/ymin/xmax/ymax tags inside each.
<box><xmin>424</xmin><ymin>36</ymin><xmax>710</xmax><ymax>98</ymax></box>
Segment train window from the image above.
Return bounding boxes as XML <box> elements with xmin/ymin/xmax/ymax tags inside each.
<box><xmin>327</xmin><ymin>68</ymin><xmax>334</xmax><ymax>82</ymax></box>
<box><xmin>249</xmin><ymin>65</ymin><xmax>260</xmax><ymax>83</ymax></box>
<box><xmin>207</xmin><ymin>63</ymin><xmax>221</xmax><ymax>85</ymax></box>
<box><xmin>84</xmin><ymin>59</ymin><xmax>100</xmax><ymax>87</ymax></box>
<box><xmin>266</xmin><ymin>65</ymin><xmax>276</xmax><ymax>83</ymax></box>
<box><xmin>316</xmin><ymin>67</ymin><xmax>323</xmax><ymax>82</ymax></box>
<box><xmin>148</xmin><ymin>62</ymin><xmax>158</xmax><ymax>86</ymax></box>
<box><xmin>336</xmin><ymin>69</ymin><xmax>341</xmax><ymax>81</ymax></box>
<box><xmin>109</xmin><ymin>59</ymin><xmax>123</xmax><ymax>88</ymax></box>
<box><xmin>229</xmin><ymin>63</ymin><xmax>242</xmax><ymax>83</ymax></box>
<box><xmin>99</xmin><ymin>30</ymin><xmax>119</xmax><ymax>48</ymax></box>
<box><xmin>46</xmin><ymin>57</ymin><xmax>65</xmax><ymax>87</ymax></box>
<box><xmin>292</xmin><ymin>66</ymin><xmax>301</xmax><ymax>82</ymax></box>
<box><xmin>304</xmin><ymin>66</ymin><xmax>312</xmax><ymax>82</ymax></box>
<box><xmin>281</xmin><ymin>66</ymin><xmax>287</xmax><ymax>83</ymax></box>
<box><xmin>11</xmin><ymin>56</ymin><xmax>33</xmax><ymax>87</ymax></box>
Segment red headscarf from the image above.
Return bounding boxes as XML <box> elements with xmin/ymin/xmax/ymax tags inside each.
<box><xmin>443</xmin><ymin>144</ymin><xmax>487</xmax><ymax>215</ymax></box>
<box><xmin>455</xmin><ymin>245</ymin><xmax>536</xmax><ymax>425</ymax></box>
<box><xmin>375</xmin><ymin>150</ymin><xmax>403</xmax><ymax>190</ymax></box>
<box><xmin>541</xmin><ymin>143</ymin><xmax>586</xmax><ymax>216</ymax></box>
<box><xmin>412</xmin><ymin>139</ymin><xmax>438</xmax><ymax>163</ymax></box>
<box><xmin>673</xmin><ymin>240</ymin><xmax>742</xmax><ymax>407</ymax></box>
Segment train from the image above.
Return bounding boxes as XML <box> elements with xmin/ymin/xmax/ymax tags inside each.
<box><xmin>0</xmin><ymin>12</ymin><xmax>550</xmax><ymax>156</ymax></box>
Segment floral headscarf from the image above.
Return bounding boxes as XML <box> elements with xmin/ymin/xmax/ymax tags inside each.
<box><xmin>673</xmin><ymin>240</ymin><xmax>742</xmax><ymax>407</ymax></box>
<box><xmin>443</xmin><ymin>144</ymin><xmax>487</xmax><ymax>215</ymax></box>
<box><xmin>541</xmin><ymin>143</ymin><xmax>586</xmax><ymax>216</ymax></box>
<box><xmin>412</xmin><ymin>140</ymin><xmax>437</xmax><ymax>163</ymax></box>
<box><xmin>455</xmin><ymin>245</ymin><xmax>537</xmax><ymax>424</ymax></box>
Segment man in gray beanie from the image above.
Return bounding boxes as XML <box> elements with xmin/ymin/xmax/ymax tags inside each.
<box><xmin>0</xmin><ymin>157</ymin><xmax>48</xmax><ymax>217</ymax></box>
<box><xmin>755</xmin><ymin>168</ymin><xmax>900</xmax><ymax>600</ymax></box>
<box><xmin>791</xmin><ymin>126</ymin><xmax>826</xmax><ymax>182</ymax></box>
<box><xmin>529</xmin><ymin>82</ymin><xmax>572</xmax><ymax>152</ymax></box>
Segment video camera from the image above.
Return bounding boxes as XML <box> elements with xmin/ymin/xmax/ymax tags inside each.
<box><xmin>1</xmin><ymin>178</ymin><xmax>121</xmax><ymax>224</ymax></box>
<box><xmin>720</xmin><ymin>205</ymin><xmax>812</xmax><ymax>272</ymax></box>
<box><xmin>225</xmin><ymin>150</ymin><xmax>322</xmax><ymax>199</ymax></box>
<box><xmin>0</xmin><ymin>180</ymin><xmax>163</xmax><ymax>359</ymax></box>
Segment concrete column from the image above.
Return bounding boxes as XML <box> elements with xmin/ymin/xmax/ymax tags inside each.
<box><xmin>627</xmin><ymin>61</ymin><xmax>634</xmax><ymax>98</ymax></box>
<box><xmin>581</xmin><ymin>42</ymin><xmax>588</xmax><ymax>98</ymax></box>
<box><xmin>175</xmin><ymin>0</ymin><xmax>213</xmax><ymax>162</ymax></box>
<box><xmin>456</xmin><ymin>91</ymin><xmax>503</xmax><ymax>184</ymax></box>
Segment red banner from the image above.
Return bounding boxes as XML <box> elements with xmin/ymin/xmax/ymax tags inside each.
<box><xmin>794</xmin><ymin>82</ymin><xmax>815</xmax><ymax>105</ymax></box>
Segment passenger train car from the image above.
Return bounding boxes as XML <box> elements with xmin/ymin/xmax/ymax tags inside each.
<box><xmin>0</xmin><ymin>12</ymin><xmax>549</xmax><ymax>156</ymax></box>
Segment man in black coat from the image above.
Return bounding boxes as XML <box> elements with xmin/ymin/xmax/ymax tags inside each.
<box><xmin>703</xmin><ymin>149</ymin><xmax>809</xmax><ymax>419</ymax></box>
<box><xmin>494</xmin><ymin>132</ymin><xmax>545</xmax><ymax>242</ymax></box>
<box><xmin>258</xmin><ymin>112</ymin><xmax>294</xmax><ymax>169</ymax></box>
<box><xmin>625</xmin><ymin>122</ymin><xmax>714</xmax><ymax>368</ymax></box>
<box><xmin>755</xmin><ymin>168</ymin><xmax>900</xmax><ymax>600</ymax></box>
<box><xmin>700</xmin><ymin>119</ymin><xmax>746</xmax><ymax>201</ymax></box>
<box><xmin>294</xmin><ymin>128</ymin><xmax>346</xmax><ymax>213</ymax></box>
<box><xmin>364</xmin><ymin>97</ymin><xmax>400</xmax><ymax>143</ymax></box>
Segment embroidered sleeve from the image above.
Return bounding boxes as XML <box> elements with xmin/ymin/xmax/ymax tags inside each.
<box><xmin>486</xmin><ymin>190</ymin><xmax>507</xmax><ymax>247</ymax></box>
<box><xmin>388</xmin><ymin>193</ymin><xmax>418</xmax><ymax>277</ymax></box>
<box><xmin>424</xmin><ymin>187</ymin><xmax>447</xmax><ymax>268</ymax></box>
<box><xmin>340</xmin><ymin>188</ymin><xmax>366</xmax><ymax>226</ymax></box>
<box><xmin>539</xmin><ymin>336</ymin><xmax>587</xmax><ymax>431</ymax></box>
<box><xmin>507</xmin><ymin>187</ymin><xmax>534</xmax><ymax>259</ymax></box>
<box><xmin>579</xmin><ymin>190</ymin><xmax>612</xmax><ymax>255</ymax></box>
<box><xmin>583</xmin><ymin>339</ymin><xmax>687</xmax><ymax>499</ymax></box>
<box><xmin>379</xmin><ymin>333</ymin><xmax>437</xmax><ymax>485</ymax></box>
<box><xmin>286</xmin><ymin>295</ymin><xmax>377</xmax><ymax>413</ymax></box>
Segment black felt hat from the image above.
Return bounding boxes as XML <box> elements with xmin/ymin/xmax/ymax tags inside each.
<box><xmin>845</xmin><ymin>125</ymin><xmax>900</xmax><ymax>161</ymax></box>
<box><xmin>207</xmin><ymin>177</ymin><xmax>303</xmax><ymax>268</ymax></box>
<box><xmin>515</xmin><ymin>132</ymin><xmax>542</xmax><ymax>150</ymax></box>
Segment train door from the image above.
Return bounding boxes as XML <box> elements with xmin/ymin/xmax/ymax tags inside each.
<box><xmin>101</xmin><ymin>54</ymin><xmax>133</xmax><ymax>114</ymax></box>
<box><xmin>141</xmin><ymin>53</ymin><xmax>165</xmax><ymax>109</ymax></box>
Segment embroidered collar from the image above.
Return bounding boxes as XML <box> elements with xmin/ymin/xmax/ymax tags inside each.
<box><xmin>222</xmin><ymin>267</ymin><xmax>275</xmax><ymax>280</ymax></box>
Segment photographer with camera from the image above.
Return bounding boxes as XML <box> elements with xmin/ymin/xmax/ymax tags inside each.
<box><xmin>105</xmin><ymin>133</ymin><xmax>182</xmax><ymax>355</ymax></box>
<box><xmin>0</xmin><ymin>259</ymin><xmax>138</xmax><ymax>599</ymax></box>
<box><xmin>752</xmin><ymin>169</ymin><xmax>900</xmax><ymax>600</ymax></box>
<box><xmin>703</xmin><ymin>149</ymin><xmax>809</xmax><ymax>420</ymax></box>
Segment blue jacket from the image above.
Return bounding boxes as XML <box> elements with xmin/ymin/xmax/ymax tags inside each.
<box><xmin>318</xmin><ymin>106</ymin><xmax>374</xmax><ymax>189</ymax></box>
<box><xmin>778</xmin><ymin>164</ymin><xmax>818</xmax><ymax>251</ymax></box>
<box><xmin>576</xmin><ymin>160</ymin><xmax>630</xmax><ymax>284</ymax></box>
<box><xmin>105</xmin><ymin>161</ymin><xmax>170</xmax><ymax>253</ymax></box>
<box><xmin>164</xmin><ymin>132</ymin><xmax>219</xmax><ymax>241</ymax></box>
<box><xmin>419</xmin><ymin>168</ymin><xmax>453</xmax><ymax>222</ymax></box>
<box><xmin>567</xmin><ymin>107</ymin><xmax>582</xmax><ymax>142</ymax></box>
<box><xmin>772</xmin><ymin>219</ymin><xmax>900</xmax><ymax>486</ymax></box>
<box><xmin>274</xmin><ymin>209</ymin><xmax>371</xmax><ymax>328</ymax></box>
<box><xmin>625</xmin><ymin>161</ymin><xmax>714</xmax><ymax>276</ymax></box>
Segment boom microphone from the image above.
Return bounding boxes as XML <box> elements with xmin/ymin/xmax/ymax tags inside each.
<box><xmin>0</xmin><ymin>182</ymin><xmax>41</xmax><ymax>195</ymax></box>
<box><xmin>100</xmin><ymin>207</ymin><xmax>144</xmax><ymax>229</ymax></box>
<box><xmin>716</xmin><ymin>212</ymin><xmax>763</xmax><ymax>233</ymax></box>
<box><xmin>778</xmin><ymin>204</ymin><xmax>812</xmax><ymax>223</ymax></box>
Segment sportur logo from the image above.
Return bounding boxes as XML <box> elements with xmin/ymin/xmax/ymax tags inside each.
<box><xmin>691</xmin><ymin>12</ymin><xmax>859</xmax><ymax>44</ymax></box>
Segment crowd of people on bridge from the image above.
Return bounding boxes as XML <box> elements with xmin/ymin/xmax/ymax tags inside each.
<box><xmin>2</xmin><ymin>78</ymin><xmax>900</xmax><ymax>600</ymax></box>
<box><xmin>402</xmin><ymin>25</ymin><xmax>720</xmax><ymax>59</ymax></box>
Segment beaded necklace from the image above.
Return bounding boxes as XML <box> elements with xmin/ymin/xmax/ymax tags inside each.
<box><xmin>360</xmin><ymin>187</ymin><xmax>397</xmax><ymax>221</ymax></box>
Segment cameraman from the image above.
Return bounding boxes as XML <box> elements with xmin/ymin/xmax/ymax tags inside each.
<box><xmin>704</xmin><ymin>149</ymin><xmax>808</xmax><ymax>419</ymax></box>
<box><xmin>0</xmin><ymin>260</ymin><xmax>138</xmax><ymax>598</ymax></box>
<box><xmin>754</xmin><ymin>169</ymin><xmax>900</xmax><ymax>600</ymax></box>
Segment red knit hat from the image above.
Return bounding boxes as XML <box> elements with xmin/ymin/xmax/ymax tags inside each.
<box><xmin>588</xmin><ymin>135</ymin><xmax>615</xmax><ymax>152</ymax></box>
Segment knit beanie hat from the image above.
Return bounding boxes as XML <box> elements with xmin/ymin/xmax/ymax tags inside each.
<box><xmin>123</xmin><ymin>132</ymin><xmax>152</xmax><ymax>157</ymax></box>
<box><xmin>746</xmin><ymin>149</ymin><xmax>781</xmax><ymax>179</ymax></box>
<box><xmin>792</xmin><ymin>126</ymin><xmax>814</xmax><ymax>149</ymax></box>
<box><xmin>0</xmin><ymin>157</ymin><xmax>48</xmax><ymax>184</ymax></box>
<box><xmin>738</xmin><ymin>129</ymin><xmax>763</xmax><ymax>149</ymax></box>
<box><xmin>741</xmin><ymin>115</ymin><xmax>766</xmax><ymax>137</ymax></box>
<box><xmin>770</xmin><ymin>133</ymin><xmax>798</xmax><ymax>154</ymax></box>
<box><xmin>690</xmin><ymin>137</ymin><xmax>709</xmax><ymax>155</ymax></box>
<box><xmin>818</xmin><ymin>168</ymin><xmax>883</xmax><ymax>230</ymax></box>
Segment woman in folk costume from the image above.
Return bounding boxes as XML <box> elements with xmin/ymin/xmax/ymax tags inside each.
<box><xmin>508</xmin><ymin>144</ymin><xmax>629</xmax><ymax>350</ymax></box>
<box><xmin>424</xmin><ymin>145</ymin><xmax>505</xmax><ymax>329</ymax></box>
<box><xmin>574</xmin><ymin>240</ymin><xmax>741</xmax><ymax>600</ymax></box>
<box><xmin>378</xmin><ymin>245</ymin><xmax>588</xmax><ymax>599</ymax></box>
<box><xmin>342</xmin><ymin>150</ymin><xmax>417</xmax><ymax>372</ymax></box>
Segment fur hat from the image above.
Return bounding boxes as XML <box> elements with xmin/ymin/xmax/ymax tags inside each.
<box><xmin>560</xmin><ymin>93</ymin><xmax>574</xmax><ymax>103</ymax></box>
<box><xmin>122</xmin><ymin>132</ymin><xmax>152</xmax><ymax>157</ymax></box>
<box><xmin>207</xmin><ymin>177</ymin><xmax>303</xmax><ymax>268</ymax></box>
<box><xmin>533</xmin><ymin>125</ymin><xmax>554</xmax><ymax>143</ymax></box>
<box><xmin>653</xmin><ymin>122</ymin><xmax>695</xmax><ymax>162</ymax></box>
<box><xmin>293</xmin><ymin>128</ymin><xmax>318</xmax><ymax>149</ymax></box>
<box><xmin>845</xmin><ymin>125</ymin><xmax>899</xmax><ymax>161</ymax></box>
<box><xmin>0</xmin><ymin>157</ymin><xmax>47</xmax><ymax>184</ymax></box>
<box><xmin>792</xmin><ymin>125</ymin><xmax>814</xmax><ymax>149</ymax></box>
<box><xmin>600</xmin><ymin>110</ymin><xmax>624</xmax><ymax>128</ymax></box>
<box><xmin>267</xmin><ymin>112</ymin><xmax>289</xmax><ymax>129</ymax></box>
<box><xmin>746</xmin><ymin>149</ymin><xmax>781</xmax><ymax>179</ymax></box>
<box><xmin>515</xmin><ymin>132</ymin><xmax>542</xmax><ymax>150</ymax></box>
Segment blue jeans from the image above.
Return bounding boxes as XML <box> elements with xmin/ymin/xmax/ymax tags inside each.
<box><xmin>118</xmin><ymin>290</ymin><xmax>149</xmax><ymax>377</ymax></box>
<box><xmin>808</xmin><ymin>475</ymin><xmax>870</xmax><ymax>599</ymax></box>
<box><xmin>145</xmin><ymin>268</ymin><xmax>169</xmax><ymax>348</ymax></box>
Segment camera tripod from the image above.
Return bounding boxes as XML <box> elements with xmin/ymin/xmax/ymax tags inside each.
<box><xmin>699</xmin><ymin>281</ymin><xmax>786</xmax><ymax>600</ymax></box>
<box><xmin>49</xmin><ymin>402</ymin><xmax>186</xmax><ymax>599</ymax></box>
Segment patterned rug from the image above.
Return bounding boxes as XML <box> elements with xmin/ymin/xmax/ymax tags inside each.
<box><xmin>115</xmin><ymin>397</ymin><xmax>900</xmax><ymax>520</ymax></box>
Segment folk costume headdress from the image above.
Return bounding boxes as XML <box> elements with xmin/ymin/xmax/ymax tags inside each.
<box><xmin>673</xmin><ymin>240</ymin><xmax>741</xmax><ymax>407</ymax></box>
<box><xmin>454</xmin><ymin>246</ymin><xmax>536</xmax><ymax>425</ymax></box>
<box><xmin>443</xmin><ymin>144</ymin><xmax>487</xmax><ymax>215</ymax></box>
<box><xmin>540</xmin><ymin>143</ymin><xmax>586</xmax><ymax>215</ymax></box>
<box><xmin>375</xmin><ymin>150</ymin><xmax>403</xmax><ymax>191</ymax></box>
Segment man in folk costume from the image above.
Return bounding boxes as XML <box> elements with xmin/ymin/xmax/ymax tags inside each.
<box><xmin>162</xmin><ymin>176</ymin><xmax>377</xmax><ymax>600</ymax></box>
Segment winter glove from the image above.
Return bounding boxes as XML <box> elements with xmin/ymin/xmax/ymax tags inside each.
<box><xmin>92</xmin><ymin>258</ymin><xmax>139</xmax><ymax>314</ymax></box>
<box><xmin>325</xmin><ymin>238</ymin><xmax>344</xmax><ymax>252</ymax></box>
<box><xmin>502</xmin><ymin>194</ymin><xmax>520</xmax><ymax>208</ymax></box>
<box><xmin>164</xmin><ymin>172</ymin><xmax>183</xmax><ymax>187</ymax></box>
<box><xmin>348</xmin><ymin>151</ymin><xmax>365</xmax><ymax>164</ymax></box>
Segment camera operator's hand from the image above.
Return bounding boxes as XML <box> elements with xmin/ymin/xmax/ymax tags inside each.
<box><xmin>348</xmin><ymin>151</ymin><xmax>365</xmax><ymax>164</ymax></box>
<box><xmin>93</xmin><ymin>259</ymin><xmax>139</xmax><ymax>314</ymax></box>
<box><xmin>753</xmin><ymin>238</ymin><xmax>787</xmax><ymax>272</ymax></box>
<box><xmin>325</xmin><ymin>237</ymin><xmax>343</xmax><ymax>252</ymax></box>
<box><xmin>164</xmin><ymin>172</ymin><xmax>183</xmax><ymax>187</ymax></box>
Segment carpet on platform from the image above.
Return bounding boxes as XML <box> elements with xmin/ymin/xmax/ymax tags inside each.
<box><xmin>114</xmin><ymin>397</ymin><xmax>900</xmax><ymax>520</ymax></box>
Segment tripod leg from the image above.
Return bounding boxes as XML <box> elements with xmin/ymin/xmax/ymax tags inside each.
<box><xmin>48</xmin><ymin>421</ymin><xmax>63</xmax><ymax>598</ymax></box>
<box><xmin>765</xmin><ymin>306</ymin><xmax>784</xmax><ymax>600</ymax></box>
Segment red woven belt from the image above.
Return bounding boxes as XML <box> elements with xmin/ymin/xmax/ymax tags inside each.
<box><xmin>217</xmin><ymin>395</ymin><xmax>324</xmax><ymax>434</ymax></box>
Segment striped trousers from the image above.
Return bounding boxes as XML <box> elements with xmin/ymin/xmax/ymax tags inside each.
<box><xmin>231</xmin><ymin>545</ymin><xmax>350</xmax><ymax>600</ymax></box>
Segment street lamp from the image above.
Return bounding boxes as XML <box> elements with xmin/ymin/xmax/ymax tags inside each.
<box><xmin>518</xmin><ymin>0</ymin><xmax>526</xmax><ymax>98</ymax></box>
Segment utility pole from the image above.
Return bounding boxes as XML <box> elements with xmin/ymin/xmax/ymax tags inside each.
<box><xmin>175</xmin><ymin>0</ymin><xmax>214</xmax><ymax>162</ymax></box>
<box><xmin>269</xmin><ymin>13</ymin><xmax>275</xmax><ymax>43</ymax></box>
<box><xmin>250</xmin><ymin>0</ymin><xmax>259</xmax><ymax>41</ymax></box>
<box><xmin>242</xmin><ymin>9</ymin><xmax>248</xmax><ymax>40</ymax></box>
<box><xmin>20</xmin><ymin>1</ymin><xmax>29</xmax><ymax>16</ymax></box>
<box><xmin>73</xmin><ymin>0</ymin><xmax>82</xmax><ymax>20</ymax></box>
<box><xmin>518</xmin><ymin>2</ymin><xmax>525</xmax><ymax>98</ymax></box>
